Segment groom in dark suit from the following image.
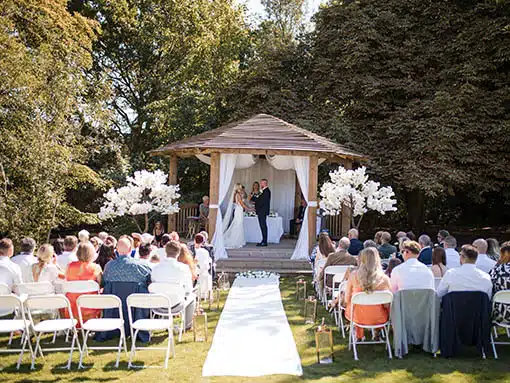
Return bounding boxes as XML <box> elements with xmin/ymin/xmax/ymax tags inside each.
<box><xmin>254</xmin><ymin>178</ymin><xmax>271</xmax><ymax>247</ymax></box>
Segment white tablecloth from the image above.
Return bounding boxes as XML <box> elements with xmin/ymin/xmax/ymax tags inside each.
<box><xmin>202</xmin><ymin>277</ymin><xmax>303</xmax><ymax>377</ymax></box>
<box><xmin>244</xmin><ymin>216</ymin><xmax>284</xmax><ymax>244</ymax></box>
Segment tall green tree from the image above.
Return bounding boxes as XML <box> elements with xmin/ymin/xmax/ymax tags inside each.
<box><xmin>309</xmin><ymin>0</ymin><xmax>510</xmax><ymax>229</ymax></box>
<box><xmin>0</xmin><ymin>0</ymin><xmax>106</xmax><ymax>242</ymax></box>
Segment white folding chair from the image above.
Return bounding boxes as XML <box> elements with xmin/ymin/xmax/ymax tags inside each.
<box><xmin>62</xmin><ymin>280</ymin><xmax>100</xmax><ymax>295</ymax></box>
<box><xmin>491</xmin><ymin>290</ymin><xmax>510</xmax><ymax>359</ymax></box>
<box><xmin>323</xmin><ymin>266</ymin><xmax>352</xmax><ymax>305</ymax></box>
<box><xmin>127</xmin><ymin>293</ymin><xmax>175</xmax><ymax>369</ymax></box>
<box><xmin>0</xmin><ymin>283</ymin><xmax>17</xmax><ymax>345</ymax></box>
<box><xmin>332</xmin><ymin>278</ymin><xmax>349</xmax><ymax>338</ymax></box>
<box><xmin>16</xmin><ymin>281</ymin><xmax>55</xmax><ymax>296</ymax></box>
<box><xmin>25</xmin><ymin>295</ymin><xmax>81</xmax><ymax>370</ymax></box>
<box><xmin>314</xmin><ymin>258</ymin><xmax>327</xmax><ymax>297</ymax></box>
<box><xmin>77</xmin><ymin>294</ymin><xmax>127</xmax><ymax>369</ymax></box>
<box><xmin>349</xmin><ymin>291</ymin><xmax>393</xmax><ymax>361</ymax></box>
<box><xmin>148</xmin><ymin>282</ymin><xmax>188</xmax><ymax>342</ymax></box>
<box><xmin>434</xmin><ymin>278</ymin><xmax>442</xmax><ymax>291</ymax></box>
<box><xmin>0</xmin><ymin>295</ymin><xmax>33</xmax><ymax>369</ymax></box>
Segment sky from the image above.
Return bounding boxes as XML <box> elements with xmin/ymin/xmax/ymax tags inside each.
<box><xmin>242</xmin><ymin>0</ymin><xmax>324</xmax><ymax>23</ymax></box>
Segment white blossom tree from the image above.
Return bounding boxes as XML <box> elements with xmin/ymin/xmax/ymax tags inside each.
<box><xmin>98</xmin><ymin>170</ymin><xmax>180</xmax><ymax>232</ymax></box>
<box><xmin>320</xmin><ymin>166</ymin><xmax>397</xmax><ymax>230</ymax></box>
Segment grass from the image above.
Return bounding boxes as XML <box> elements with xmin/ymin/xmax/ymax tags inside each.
<box><xmin>0</xmin><ymin>276</ymin><xmax>510</xmax><ymax>382</ymax></box>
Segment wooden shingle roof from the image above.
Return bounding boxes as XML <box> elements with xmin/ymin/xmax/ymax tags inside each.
<box><xmin>151</xmin><ymin>114</ymin><xmax>365</xmax><ymax>161</ymax></box>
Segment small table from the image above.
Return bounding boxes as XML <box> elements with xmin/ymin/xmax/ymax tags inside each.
<box><xmin>243</xmin><ymin>216</ymin><xmax>284</xmax><ymax>244</ymax></box>
<box><xmin>187</xmin><ymin>216</ymin><xmax>201</xmax><ymax>239</ymax></box>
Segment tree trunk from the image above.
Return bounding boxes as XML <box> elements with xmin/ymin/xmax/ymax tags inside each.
<box><xmin>144</xmin><ymin>213</ymin><xmax>149</xmax><ymax>233</ymax></box>
<box><xmin>406</xmin><ymin>189</ymin><xmax>425</xmax><ymax>232</ymax></box>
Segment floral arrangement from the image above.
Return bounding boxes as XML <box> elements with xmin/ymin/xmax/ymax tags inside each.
<box><xmin>236</xmin><ymin>270</ymin><xmax>280</xmax><ymax>279</ymax></box>
<box><xmin>245</xmin><ymin>211</ymin><xmax>257</xmax><ymax>217</ymax></box>
<box><xmin>268</xmin><ymin>210</ymin><xmax>279</xmax><ymax>217</ymax></box>
<box><xmin>98</xmin><ymin>170</ymin><xmax>180</xmax><ymax>232</ymax></box>
<box><xmin>320</xmin><ymin>166</ymin><xmax>397</xmax><ymax>230</ymax></box>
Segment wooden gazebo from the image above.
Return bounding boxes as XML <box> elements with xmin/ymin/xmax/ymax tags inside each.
<box><xmin>151</xmin><ymin>114</ymin><xmax>366</xmax><ymax>248</ymax></box>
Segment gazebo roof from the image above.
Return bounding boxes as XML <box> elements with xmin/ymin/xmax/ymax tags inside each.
<box><xmin>151</xmin><ymin>114</ymin><xmax>365</xmax><ymax>161</ymax></box>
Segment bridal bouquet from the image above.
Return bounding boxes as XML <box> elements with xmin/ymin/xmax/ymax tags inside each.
<box><xmin>236</xmin><ymin>270</ymin><xmax>280</xmax><ymax>279</ymax></box>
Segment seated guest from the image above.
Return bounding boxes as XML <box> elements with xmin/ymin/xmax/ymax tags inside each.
<box><xmin>385</xmin><ymin>258</ymin><xmax>402</xmax><ymax>277</ymax></box>
<box><xmin>150</xmin><ymin>253</ymin><xmax>160</xmax><ymax>265</ymax></box>
<box><xmin>344</xmin><ymin>247</ymin><xmax>391</xmax><ymax>340</ymax></box>
<box><xmin>394</xmin><ymin>237</ymin><xmax>409</xmax><ymax>262</ymax></box>
<box><xmin>105</xmin><ymin>235</ymin><xmax>117</xmax><ymax>248</ymax></box>
<box><xmin>95</xmin><ymin>243</ymin><xmax>116</xmax><ymax>271</ymax></box>
<box><xmin>0</xmin><ymin>238</ymin><xmax>22</xmax><ymax>291</ymax></box>
<box><xmin>489</xmin><ymin>241</ymin><xmax>510</xmax><ymax>324</ymax></box>
<box><xmin>418</xmin><ymin>235</ymin><xmax>433</xmax><ymax>265</ymax></box>
<box><xmin>138</xmin><ymin>243</ymin><xmax>155</xmax><ymax>269</ymax></box>
<box><xmin>66</xmin><ymin>243</ymin><xmax>102</xmax><ymax>326</ymax></box>
<box><xmin>199</xmin><ymin>196</ymin><xmax>210</xmax><ymax>231</ymax></box>
<box><xmin>312</xmin><ymin>232</ymin><xmax>336</xmax><ymax>280</ymax></box>
<box><xmin>152</xmin><ymin>221</ymin><xmax>165</xmax><ymax>246</ymax></box>
<box><xmin>90</xmin><ymin>237</ymin><xmax>102</xmax><ymax>253</ymax></box>
<box><xmin>374</xmin><ymin>231</ymin><xmax>383</xmax><ymax>246</ymax></box>
<box><xmin>290</xmin><ymin>198</ymin><xmax>307</xmax><ymax>236</ymax></box>
<box><xmin>377</xmin><ymin>232</ymin><xmax>397</xmax><ymax>259</ymax></box>
<box><xmin>178</xmin><ymin>244</ymin><xmax>197</xmax><ymax>282</ymax></box>
<box><xmin>318</xmin><ymin>237</ymin><xmax>356</xmax><ymax>291</ymax></box>
<box><xmin>24</xmin><ymin>244</ymin><xmax>64</xmax><ymax>284</ymax></box>
<box><xmin>78</xmin><ymin>229</ymin><xmax>90</xmax><ymax>244</ymax></box>
<box><xmin>431</xmin><ymin>247</ymin><xmax>447</xmax><ymax>278</ymax></box>
<box><xmin>348</xmin><ymin>228</ymin><xmax>363</xmax><ymax>256</ymax></box>
<box><xmin>57</xmin><ymin>236</ymin><xmax>78</xmax><ymax>273</ymax></box>
<box><xmin>151</xmin><ymin>241</ymin><xmax>196</xmax><ymax>330</ymax></box>
<box><xmin>11</xmin><ymin>237</ymin><xmax>37</xmax><ymax>269</ymax></box>
<box><xmin>157</xmin><ymin>234</ymin><xmax>171</xmax><ymax>260</ymax></box>
<box><xmin>131</xmin><ymin>233</ymin><xmax>142</xmax><ymax>258</ymax></box>
<box><xmin>194</xmin><ymin>234</ymin><xmax>212</xmax><ymax>299</ymax></box>
<box><xmin>396</xmin><ymin>231</ymin><xmax>407</xmax><ymax>242</ymax></box>
<box><xmin>363</xmin><ymin>239</ymin><xmax>377</xmax><ymax>249</ymax></box>
<box><xmin>51</xmin><ymin>238</ymin><xmax>65</xmax><ymax>258</ymax></box>
<box><xmin>473</xmin><ymin>238</ymin><xmax>497</xmax><ymax>273</ymax></box>
<box><xmin>98</xmin><ymin>232</ymin><xmax>109</xmax><ymax>243</ymax></box>
<box><xmin>487</xmin><ymin>238</ymin><xmax>500</xmax><ymax>261</ymax></box>
<box><xmin>436</xmin><ymin>245</ymin><xmax>492</xmax><ymax>298</ymax></box>
<box><xmin>444</xmin><ymin>235</ymin><xmax>460</xmax><ymax>269</ymax></box>
<box><xmin>98</xmin><ymin>237</ymin><xmax>151</xmax><ymax>342</ymax></box>
<box><xmin>406</xmin><ymin>231</ymin><xmax>417</xmax><ymax>241</ymax></box>
<box><xmin>390</xmin><ymin>241</ymin><xmax>434</xmax><ymax>292</ymax></box>
<box><xmin>169</xmin><ymin>231</ymin><xmax>180</xmax><ymax>242</ymax></box>
<box><xmin>436</xmin><ymin>230</ymin><xmax>450</xmax><ymax>247</ymax></box>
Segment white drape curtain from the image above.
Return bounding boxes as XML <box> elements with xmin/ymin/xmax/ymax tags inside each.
<box><xmin>266</xmin><ymin>155</ymin><xmax>310</xmax><ymax>260</ymax></box>
<box><xmin>211</xmin><ymin>154</ymin><xmax>238</xmax><ymax>260</ymax></box>
<box><xmin>196</xmin><ymin>154</ymin><xmax>257</xmax><ymax>169</ymax></box>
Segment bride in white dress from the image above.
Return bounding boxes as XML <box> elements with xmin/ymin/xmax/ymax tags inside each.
<box><xmin>223</xmin><ymin>183</ymin><xmax>252</xmax><ymax>249</ymax></box>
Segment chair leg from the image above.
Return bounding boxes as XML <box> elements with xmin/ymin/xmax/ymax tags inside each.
<box><xmin>8</xmin><ymin>332</ymin><xmax>13</xmax><ymax>345</ymax></box>
<box><xmin>79</xmin><ymin>330</ymin><xmax>89</xmax><ymax>369</ymax></box>
<box><xmin>164</xmin><ymin>330</ymin><xmax>172</xmax><ymax>369</ymax></box>
<box><xmin>352</xmin><ymin>327</ymin><xmax>359</xmax><ymax>361</ymax></box>
<box><xmin>506</xmin><ymin>328</ymin><xmax>510</xmax><ymax>338</ymax></box>
<box><xmin>339</xmin><ymin>311</ymin><xmax>346</xmax><ymax>339</ymax></box>
<box><xmin>16</xmin><ymin>330</ymin><xmax>28</xmax><ymax>370</ymax></box>
<box><xmin>122</xmin><ymin>329</ymin><xmax>129</xmax><ymax>357</ymax></box>
<box><xmin>128</xmin><ymin>329</ymin><xmax>139</xmax><ymax>369</ymax></box>
<box><xmin>114</xmin><ymin>330</ymin><xmax>124</xmax><ymax>368</ymax></box>
<box><xmin>31</xmin><ymin>334</ymin><xmax>43</xmax><ymax>370</ymax></box>
<box><xmin>491</xmin><ymin>332</ymin><xmax>498</xmax><ymax>359</ymax></box>
<box><xmin>385</xmin><ymin>326</ymin><xmax>392</xmax><ymax>359</ymax></box>
<box><xmin>66</xmin><ymin>330</ymin><xmax>78</xmax><ymax>370</ymax></box>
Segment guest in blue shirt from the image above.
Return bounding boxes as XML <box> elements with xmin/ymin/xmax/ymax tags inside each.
<box><xmin>347</xmin><ymin>228</ymin><xmax>363</xmax><ymax>256</ymax></box>
<box><xmin>418</xmin><ymin>234</ymin><xmax>433</xmax><ymax>265</ymax></box>
<box><xmin>103</xmin><ymin>237</ymin><xmax>151</xmax><ymax>284</ymax></box>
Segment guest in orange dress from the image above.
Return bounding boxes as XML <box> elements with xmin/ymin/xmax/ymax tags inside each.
<box><xmin>344</xmin><ymin>247</ymin><xmax>391</xmax><ymax>339</ymax></box>
<box><xmin>65</xmin><ymin>243</ymin><xmax>102</xmax><ymax>326</ymax></box>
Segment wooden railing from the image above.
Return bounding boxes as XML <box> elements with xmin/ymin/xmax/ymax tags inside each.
<box><xmin>176</xmin><ymin>202</ymin><xmax>346</xmax><ymax>239</ymax></box>
<box><xmin>175</xmin><ymin>203</ymin><xmax>199</xmax><ymax>235</ymax></box>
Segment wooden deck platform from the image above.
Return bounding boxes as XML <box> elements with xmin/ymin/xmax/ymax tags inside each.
<box><xmin>216</xmin><ymin>239</ymin><xmax>312</xmax><ymax>274</ymax></box>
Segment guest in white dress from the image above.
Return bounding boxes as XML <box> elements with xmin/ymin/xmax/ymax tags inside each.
<box><xmin>194</xmin><ymin>234</ymin><xmax>212</xmax><ymax>299</ymax></box>
<box><xmin>23</xmin><ymin>244</ymin><xmax>64</xmax><ymax>285</ymax></box>
<box><xmin>223</xmin><ymin>183</ymin><xmax>253</xmax><ymax>249</ymax></box>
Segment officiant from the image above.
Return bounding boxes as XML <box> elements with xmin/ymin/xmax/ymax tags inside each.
<box><xmin>290</xmin><ymin>197</ymin><xmax>307</xmax><ymax>236</ymax></box>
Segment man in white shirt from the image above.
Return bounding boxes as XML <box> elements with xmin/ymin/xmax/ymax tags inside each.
<box><xmin>444</xmin><ymin>235</ymin><xmax>461</xmax><ymax>269</ymax></box>
<box><xmin>391</xmin><ymin>240</ymin><xmax>435</xmax><ymax>292</ymax></box>
<box><xmin>437</xmin><ymin>245</ymin><xmax>492</xmax><ymax>298</ymax></box>
<box><xmin>473</xmin><ymin>238</ymin><xmax>496</xmax><ymax>273</ymax></box>
<box><xmin>0</xmin><ymin>238</ymin><xmax>22</xmax><ymax>291</ymax></box>
<box><xmin>138</xmin><ymin>243</ymin><xmax>155</xmax><ymax>269</ymax></box>
<box><xmin>151</xmin><ymin>241</ymin><xmax>195</xmax><ymax>330</ymax></box>
<box><xmin>57</xmin><ymin>236</ymin><xmax>78</xmax><ymax>272</ymax></box>
<box><xmin>11</xmin><ymin>237</ymin><xmax>37</xmax><ymax>271</ymax></box>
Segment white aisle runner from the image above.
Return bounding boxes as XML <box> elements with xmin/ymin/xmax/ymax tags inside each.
<box><xmin>202</xmin><ymin>276</ymin><xmax>303</xmax><ymax>377</ymax></box>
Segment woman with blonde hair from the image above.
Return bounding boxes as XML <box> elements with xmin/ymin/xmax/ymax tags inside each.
<box><xmin>344</xmin><ymin>247</ymin><xmax>391</xmax><ymax>340</ymax></box>
<box><xmin>65</xmin><ymin>243</ymin><xmax>102</xmax><ymax>326</ymax></box>
<box><xmin>178</xmin><ymin>243</ymin><xmax>197</xmax><ymax>282</ymax></box>
<box><xmin>23</xmin><ymin>244</ymin><xmax>64</xmax><ymax>284</ymax></box>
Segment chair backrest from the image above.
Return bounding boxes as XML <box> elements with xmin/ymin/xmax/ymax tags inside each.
<box><xmin>324</xmin><ymin>266</ymin><xmax>352</xmax><ymax>285</ymax></box>
<box><xmin>0</xmin><ymin>294</ymin><xmax>24</xmax><ymax>317</ymax></box>
<box><xmin>63</xmin><ymin>280</ymin><xmax>100</xmax><ymax>294</ymax></box>
<box><xmin>352</xmin><ymin>291</ymin><xmax>393</xmax><ymax>306</ymax></box>
<box><xmin>77</xmin><ymin>294</ymin><xmax>122</xmax><ymax>325</ymax></box>
<box><xmin>16</xmin><ymin>281</ymin><xmax>54</xmax><ymax>296</ymax></box>
<box><xmin>332</xmin><ymin>273</ymin><xmax>347</xmax><ymax>286</ymax></box>
<box><xmin>26</xmin><ymin>294</ymin><xmax>72</xmax><ymax>317</ymax></box>
<box><xmin>493</xmin><ymin>290</ymin><xmax>510</xmax><ymax>306</ymax></box>
<box><xmin>148</xmin><ymin>282</ymin><xmax>184</xmax><ymax>306</ymax></box>
<box><xmin>127</xmin><ymin>293</ymin><xmax>171</xmax><ymax>310</ymax></box>
<box><xmin>0</xmin><ymin>283</ymin><xmax>11</xmax><ymax>295</ymax></box>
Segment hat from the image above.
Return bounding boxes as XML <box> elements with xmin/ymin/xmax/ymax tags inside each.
<box><xmin>141</xmin><ymin>233</ymin><xmax>154</xmax><ymax>244</ymax></box>
<box><xmin>131</xmin><ymin>233</ymin><xmax>142</xmax><ymax>241</ymax></box>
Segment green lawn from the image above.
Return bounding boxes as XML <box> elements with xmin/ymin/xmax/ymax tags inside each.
<box><xmin>0</xmin><ymin>276</ymin><xmax>509</xmax><ymax>383</ymax></box>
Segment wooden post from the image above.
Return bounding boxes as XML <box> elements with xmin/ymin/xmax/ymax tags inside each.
<box><xmin>167</xmin><ymin>155</ymin><xmax>178</xmax><ymax>233</ymax></box>
<box><xmin>208</xmin><ymin>152</ymin><xmax>220</xmax><ymax>240</ymax></box>
<box><xmin>308</xmin><ymin>155</ymin><xmax>319</xmax><ymax>251</ymax></box>
<box><xmin>341</xmin><ymin>159</ymin><xmax>353</xmax><ymax>236</ymax></box>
